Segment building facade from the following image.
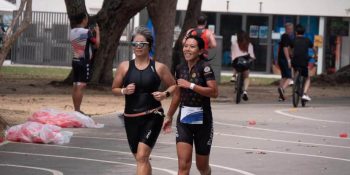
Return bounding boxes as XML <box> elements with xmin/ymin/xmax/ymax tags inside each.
<box><xmin>173</xmin><ymin>0</ymin><xmax>350</xmax><ymax>75</ymax></box>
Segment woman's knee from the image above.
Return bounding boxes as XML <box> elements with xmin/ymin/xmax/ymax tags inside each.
<box><xmin>178</xmin><ymin>159</ymin><xmax>191</xmax><ymax>171</ymax></box>
<box><xmin>136</xmin><ymin>154</ymin><xmax>149</xmax><ymax>164</ymax></box>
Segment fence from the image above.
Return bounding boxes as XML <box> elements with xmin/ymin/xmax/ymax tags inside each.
<box><xmin>11</xmin><ymin>11</ymin><xmax>133</xmax><ymax>66</ymax></box>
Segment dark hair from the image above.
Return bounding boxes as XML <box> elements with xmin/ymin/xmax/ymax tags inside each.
<box><xmin>72</xmin><ymin>13</ymin><xmax>87</xmax><ymax>26</ymax></box>
<box><xmin>197</xmin><ymin>13</ymin><xmax>207</xmax><ymax>25</ymax></box>
<box><xmin>184</xmin><ymin>35</ymin><xmax>206</xmax><ymax>59</ymax></box>
<box><xmin>295</xmin><ymin>24</ymin><xmax>305</xmax><ymax>35</ymax></box>
<box><xmin>237</xmin><ymin>30</ymin><xmax>250</xmax><ymax>52</ymax></box>
<box><xmin>131</xmin><ymin>26</ymin><xmax>153</xmax><ymax>52</ymax></box>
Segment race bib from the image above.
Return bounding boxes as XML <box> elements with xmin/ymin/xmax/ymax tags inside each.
<box><xmin>180</xmin><ymin>106</ymin><xmax>203</xmax><ymax>124</ymax></box>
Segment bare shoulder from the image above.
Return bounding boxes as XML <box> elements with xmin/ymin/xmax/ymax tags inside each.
<box><xmin>117</xmin><ymin>60</ymin><xmax>130</xmax><ymax>72</ymax></box>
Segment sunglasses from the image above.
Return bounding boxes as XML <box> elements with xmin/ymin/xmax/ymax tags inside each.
<box><xmin>131</xmin><ymin>42</ymin><xmax>149</xmax><ymax>48</ymax></box>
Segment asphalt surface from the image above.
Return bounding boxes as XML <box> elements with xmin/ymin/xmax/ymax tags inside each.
<box><xmin>1</xmin><ymin>96</ymin><xmax>350</xmax><ymax>175</ymax></box>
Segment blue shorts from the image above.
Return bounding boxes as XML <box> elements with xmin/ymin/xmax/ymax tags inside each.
<box><xmin>278</xmin><ymin>59</ymin><xmax>292</xmax><ymax>78</ymax></box>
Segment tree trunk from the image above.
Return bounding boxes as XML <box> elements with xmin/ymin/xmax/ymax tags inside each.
<box><xmin>64</xmin><ymin>0</ymin><xmax>152</xmax><ymax>85</ymax></box>
<box><xmin>147</xmin><ymin>0</ymin><xmax>177</xmax><ymax>67</ymax></box>
<box><xmin>0</xmin><ymin>0</ymin><xmax>32</xmax><ymax>67</ymax></box>
<box><xmin>171</xmin><ymin>0</ymin><xmax>202</xmax><ymax>73</ymax></box>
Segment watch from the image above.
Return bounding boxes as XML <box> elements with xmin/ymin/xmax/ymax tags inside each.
<box><xmin>165</xmin><ymin>91</ymin><xmax>170</xmax><ymax>98</ymax></box>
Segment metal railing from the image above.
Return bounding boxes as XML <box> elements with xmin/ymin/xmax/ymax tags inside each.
<box><xmin>11</xmin><ymin>11</ymin><xmax>133</xmax><ymax>66</ymax></box>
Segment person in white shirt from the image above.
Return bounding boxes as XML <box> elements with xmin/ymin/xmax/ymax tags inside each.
<box><xmin>231</xmin><ymin>31</ymin><xmax>256</xmax><ymax>101</ymax></box>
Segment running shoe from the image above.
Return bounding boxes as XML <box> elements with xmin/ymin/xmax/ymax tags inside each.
<box><xmin>278</xmin><ymin>87</ymin><xmax>285</xmax><ymax>101</ymax></box>
<box><xmin>289</xmin><ymin>80</ymin><xmax>294</xmax><ymax>85</ymax></box>
<box><xmin>242</xmin><ymin>91</ymin><xmax>249</xmax><ymax>101</ymax></box>
<box><xmin>230</xmin><ymin>75</ymin><xmax>236</xmax><ymax>82</ymax></box>
<box><xmin>302</xmin><ymin>94</ymin><xmax>311</xmax><ymax>101</ymax></box>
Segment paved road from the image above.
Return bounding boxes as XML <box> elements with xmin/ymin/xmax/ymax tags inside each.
<box><xmin>1</xmin><ymin>97</ymin><xmax>350</xmax><ymax>175</ymax></box>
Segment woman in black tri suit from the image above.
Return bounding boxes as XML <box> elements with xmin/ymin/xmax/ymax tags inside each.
<box><xmin>112</xmin><ymin>26</ymin><xmax>176</xmax><ymax>175</ymax></box>
<box><xmin>167</xmin><ymin>35</ymin><xmax>218</xmax><ymax>175</ymax></box>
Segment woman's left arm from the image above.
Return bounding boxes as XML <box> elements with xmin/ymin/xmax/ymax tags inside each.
<box><xmin>152</xmin><ymin>62</ymin><xmax>176</xmax><ymax>101</ymax></box>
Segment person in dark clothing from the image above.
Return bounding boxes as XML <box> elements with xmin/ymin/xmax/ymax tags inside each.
<box><xmin>291</xmin><ymin>24</ymin><xmax>316</xmax><ymax>101</ymax></box>
<box><xmin>111</xmin><ymin>26</ymin><xmax>176</xmax><ymax>175</ymax></box>
<box><xmin>277</xmin><ymin>23</ymin><xmax>294</xmax><ymax>101</ymax></box>
<box><xmin>167</xmin><ymin>35</ymin><xmax>218</xmax><ymax>175</ymax></box>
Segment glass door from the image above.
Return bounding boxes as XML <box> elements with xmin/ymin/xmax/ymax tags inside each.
<box><xmin>246</xmin><ymin>16</ymin><xmax>269</xmax><ymax>72</ymax></box>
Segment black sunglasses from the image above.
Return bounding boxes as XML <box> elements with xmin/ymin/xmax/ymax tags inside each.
<box><xmin>131</xmin><ymin>42</ymin><xmax>149</xmax><ymax>48</ymax></box>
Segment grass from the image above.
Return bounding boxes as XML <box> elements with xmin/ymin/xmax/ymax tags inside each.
<box><xmin>0</xmin><ymin>66</ymin><xmax>278</xmax><ymax>85</ymax></box>
<box><xmin>221</xmin><ymin>75</ymin><xmax>278</xmax><ymax>86</ymax></box>
<box><xmin>0</xmin><ymin>66</ymin><xmax>71</xmax><ymax>80</ymax></box>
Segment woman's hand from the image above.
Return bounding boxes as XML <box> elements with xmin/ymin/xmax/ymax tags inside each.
<box><xmin>123</xmin><ymin>83</ymin><xmax>135</xmax><ymax>95</ymax></box>
<box><xmin>162</xmin><ymin>116</ymin><xmax>172</xmax><ymax>134</ymax></box>
<box><xmin>152</xmin><ymin>91</ymin><xmax>167</xmax><ymax>101</ymax></box>
<box><xmin>177</xmin><ymin>79</ymin><xmax>191</xmax><ymax>89</ymax></box>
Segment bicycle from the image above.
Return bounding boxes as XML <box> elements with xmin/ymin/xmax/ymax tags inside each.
<box><xmin>232</xmin><ymin>55</ymin><xmax>253</xmax><ymax>104</ymax></box>
<box><xmin>292</xmin><ymin>67</ymin><xmax>307</xmax><ymax>107</ymax></box>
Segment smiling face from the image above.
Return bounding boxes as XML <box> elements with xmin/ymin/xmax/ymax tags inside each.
<box><xmin>183</xmin><ymin>38</ymin><xmax>203</xmax><ymax>62</ymax></box>
<box><xmin>132</xmin><ymin>34</ymin><xmax>150</xmax><ymax>57</ymax></box>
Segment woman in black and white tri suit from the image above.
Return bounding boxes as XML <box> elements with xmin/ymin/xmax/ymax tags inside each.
<box><xmin>167</xmin><ymin>35</ymin><xmax>218</xmax><ymax>175</ymax></box>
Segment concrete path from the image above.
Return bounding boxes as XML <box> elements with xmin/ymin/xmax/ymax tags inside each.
<box><xmin>1</xmin><ymin>96</ymin><xmax>350</xmax><ymax>175</ymax></box>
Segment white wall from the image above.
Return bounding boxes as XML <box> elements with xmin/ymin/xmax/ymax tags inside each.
<box><xmin>29</xmin><ymin>0</ymin><xmax>103</xmax><ymax>14</ymax></box>
<box><xmin>177</xmin><ymin>0</ymin><xmax>350</xmax><ymax>17</ymax></box>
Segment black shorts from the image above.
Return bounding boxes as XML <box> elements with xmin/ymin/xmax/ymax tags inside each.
<box><xmin>72</xmin><ymin>58</ymin><xmax>91</xmax><ymax>83</ymax></box>
<box><xmin>278</xmin><ymin>59</ymin><xmax>292</xmax><ymax>78</ymax></box>
<box><xmin>176</xmin><ymin>112</ymin><xmax>214</xmax><ymax>155</ymax></box>
<box><xmin>293</xmin><ymin>65</ymin><xmax>308</xmax><ymax>77</ymax></box>
<box><xmin>124</xmin><ymin>111</ymin><xmax>164</xmax><ymax>154</ymax></box>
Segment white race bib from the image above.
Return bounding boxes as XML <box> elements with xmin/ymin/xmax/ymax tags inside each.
<box><xmin>180</xmin><ymin>106</ymin><xmax>203</xmax><ymax>124</ymax></box>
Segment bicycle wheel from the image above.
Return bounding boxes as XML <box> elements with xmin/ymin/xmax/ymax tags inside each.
<box><xmin>235</xmin><ymin>73</ymin><xmax>243</xmax><ymax>104</ymax></box>
<box><xmin>292</xmin><ymin>73</ymin><xmax>300</xmax><ymax>107</ymax></box>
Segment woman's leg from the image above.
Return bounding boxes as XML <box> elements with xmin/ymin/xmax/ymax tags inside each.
<box><xmin>196</xmin><ymin>154</ymin><xmax>211</xmax><ymax>175</ymax></box>
<box><xmin>243</xmin><ymin>69</ymin><xmax>250</xmax><ymax>91</ymax></box>
<box><xmin>177</xmin><ymin>142</ymin><xmax>193</xmax><ymax>175</ymax></box>
<box><xmin>136</xmin><ymin>142</ymin><xmax>152</xmax><ymax>175</ymax></box>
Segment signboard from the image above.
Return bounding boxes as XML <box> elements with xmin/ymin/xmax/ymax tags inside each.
<box><xmin>259</xmin><ymin>26</ymin><xmax>268</xmax><ymax>38</ymax></box>
<box><xmin>314</xmin><ymin>35</ymin><xmax>323</xmax><ymax>47</ymax></box>
<box><xmin>249</xmin><ymin>25</ymin><xmax>259</xmax><ymax>38</ymax></box>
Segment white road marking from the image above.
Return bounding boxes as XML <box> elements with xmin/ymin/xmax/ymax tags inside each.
<box><xmin>0</xmin><ymin>164</ymin><xmax>63</xmax><ymax>175</ymax></box>
<box><xmin>214</xmin><ymin>121</ymin><xmax>350</xmax><ymax>140</ymax></box>
<box><xmin>275</xmin><ymin>109</ymin><xmax>350</xmax><ymax>124</ymax></box>
<box><xmin>212</xmin><ymin>145</ymin><xmax>350</xmax><ymax>162</ymax></box>
<box><xmin>215</xmin><ymin>132</ymin><xmax>350</xmax><ymax>149</ymax></box>
<box><xmin>60</xmin><ymin>136</ymin><xmax>350</xmax><ymax>162</ymax></box>
<box><xmin>7</xmin><ymin>142</ymin><xmax>256</xmax><ymax>175</ymax></box>
<box><xmin>0</xmin><ymin>151</ymin><xmax>177</xmax><ymax>175</ymax></box>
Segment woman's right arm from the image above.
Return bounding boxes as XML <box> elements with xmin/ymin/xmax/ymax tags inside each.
<box><xmin>112</xmin><ymin>61</ymin><xmax>128</xmax><ymax>96</ymax></box>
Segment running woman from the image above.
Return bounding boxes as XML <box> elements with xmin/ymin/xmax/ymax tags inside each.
<box><xmin>167</xmin><ymin>35</ymin><xmax>218</xmax><ymax>175</ymax></box>
<box><xmin>111</xmin><ymin>26</ymin><xmax>176</xmax><ymax>175</ymax></box>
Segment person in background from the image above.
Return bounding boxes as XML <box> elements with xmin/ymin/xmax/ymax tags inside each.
<box><xmin>112</xmin><ymin>26</ymin><xmax>176</xmax><ymax>175</ymax></box>
<box><xmin>183</xmin><ymin>13</ymin><xmax>217</xmax><ymax>60</ymax></box>
<box><xmin>70</xmin><ymin>13</ymin><xmax>100</xmax><ymax>114</ymax></box>
<box><xmin>277</xmin><ymin>23</ymin><xmax>294</xmax><ymax>101</ymax></box>
<box><xmin>291</xmin><ymin>24</ymin><xmax>316</xmax><ymax>101</ymax></box>
<box><xmin>231</xmin><ymin>31</ymin><xmax>256</xmax><ymax>101</ymax></box>
<box><xmin>167</xmin><ymin>35</ymin><xmax>218</xmax><ymax>175</ymax></box>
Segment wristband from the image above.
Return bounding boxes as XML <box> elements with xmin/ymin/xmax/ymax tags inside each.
<box><xmin>189</xmin><ymin>83</ymin><xmax>195</xmax><ymax>90</ymax></box>
<box><xmin>121</xmin><ymin>88</ymin><xmax>125</xmax><ymax>95</ymax></box>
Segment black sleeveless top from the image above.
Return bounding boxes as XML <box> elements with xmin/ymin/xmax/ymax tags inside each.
<box><xmin>123</xmin><ymin>59</ymin><xmax>162</xmax><ymax>114</ymax></box>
